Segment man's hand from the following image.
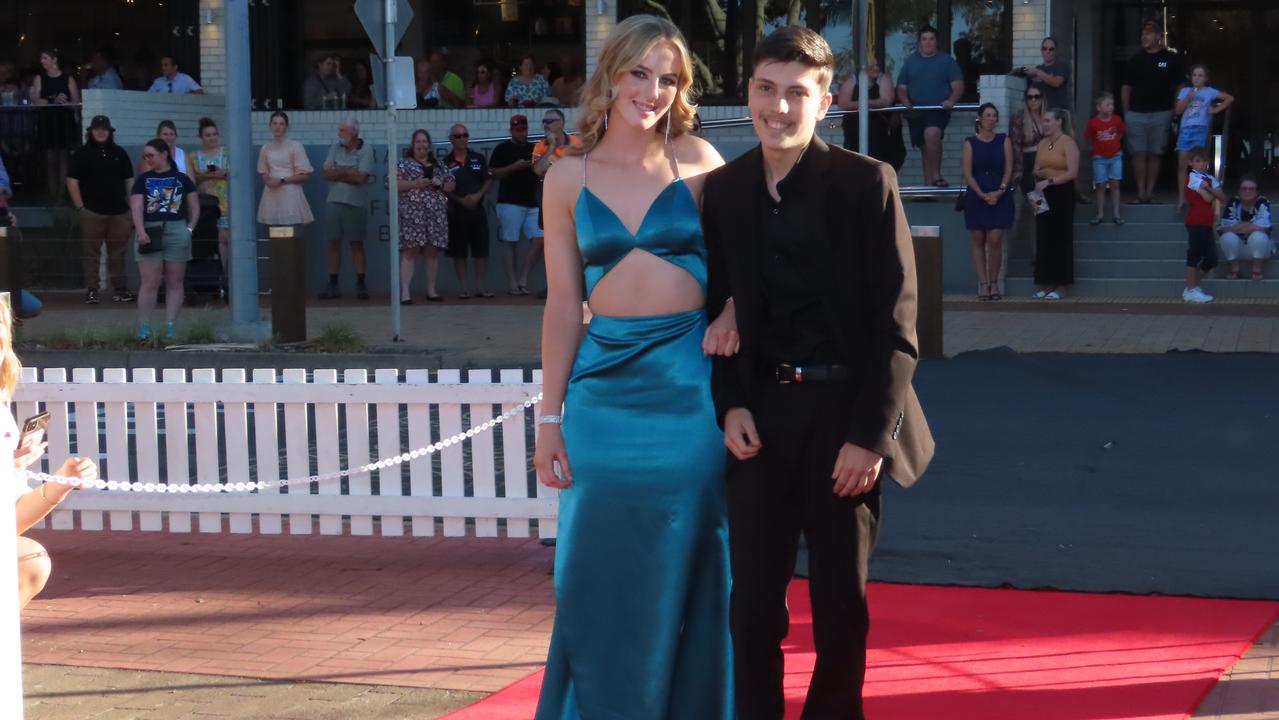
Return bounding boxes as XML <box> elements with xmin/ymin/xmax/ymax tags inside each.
<box><xmin>831</xmin><ymin>442</ymin><xmax>883</xmax><ymax>497</ymax></box>
<box><xmin>724</xmin><ymin>408</ymin><xmax>761</xmax><ymax>461</ymax></box>
<box><xmin>942</xmin><ymin>98</ymin><xmax>956</xmax><ymax>111</ymax></box>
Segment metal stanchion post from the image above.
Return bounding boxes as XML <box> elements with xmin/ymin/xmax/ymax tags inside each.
<box><xmin>268</xmin><ymin>226</ymin><xmax>306</xmax><ymax>342</ymax></box>
<box><xmin>911</xmin><ymin>225</ymin><xmax>944</xmax><ymax>360</ymax></box>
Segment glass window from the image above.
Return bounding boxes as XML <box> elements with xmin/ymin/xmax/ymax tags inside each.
<box><xmin>951</xmin><ymin>0</ymin><xmax>1010</xmax><ymax>100</ymax></box>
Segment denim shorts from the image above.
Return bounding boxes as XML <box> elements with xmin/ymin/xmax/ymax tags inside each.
<box><xmin>1176</xmin><ymin>124</ymin><xmax>1210</xmax><ymax>153</ymax></box>
<box><xmin>1092</xmin><ymin>153</ymin><xmax>1123</xmax><ymax>184</ymax></box>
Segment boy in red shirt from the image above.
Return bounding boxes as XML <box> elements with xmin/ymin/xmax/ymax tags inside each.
<box><xmin>1084</xmin><ymin>92</ymin><xmax>1126</xmax><ymax>224</ymax></box>
<box><xmin>1182</xmin><ymin>147</ymin><xmax>1225</xmax><ymax>303</ymax></box>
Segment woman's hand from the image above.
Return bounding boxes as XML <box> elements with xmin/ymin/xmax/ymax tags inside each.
<box><xmin>1034</xmin><ymin>179</ymin><xmax>1050</xmax><ymax>193</ymax></box>
<box><xmin>702</xmin><ymin>300</ymin><xmax>740</xmax><ymax>357</ymax></box>
<box><xmin>55</xmin><ymin>457</ymin><xmax>98</xmax><ymax>486</ymax></box>
<box><xmin>533</xmin><ymin>424</ymin><xmax>572</xmax><ymax>489</ymax></box>
<box><xmin>136</xmin><ymin>228</ymin><xmax>151</xmax><ymax>246</ymax></box>
<box><xmin>13</xmin><ymin>433</ymin><xmax>46</xmax><ymax>472</ymax></box>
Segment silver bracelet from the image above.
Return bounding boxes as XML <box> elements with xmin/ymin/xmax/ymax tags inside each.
<box><xmin>538</xmin><ymin>415</ymin><xmax>563</xmax><ymax>425</ymax></box>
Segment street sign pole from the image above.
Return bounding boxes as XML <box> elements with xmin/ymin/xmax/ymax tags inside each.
<box><xmin>854</xmin><ymin>0</ymin><xmax>869</xmax><ymax>157</ymax></box>
<box><xmin>385</xmin><ymin>0</ymin><xmax>401</xmax><ymax>341</ymax></box>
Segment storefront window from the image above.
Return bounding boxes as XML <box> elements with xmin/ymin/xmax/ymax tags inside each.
<box><xmin>620</xmin><ymin>1</ymin><xmax>1007</xmax><ymax>103</ymax></box>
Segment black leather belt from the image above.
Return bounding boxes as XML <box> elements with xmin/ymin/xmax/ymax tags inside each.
<box><xmin>772</xmin><ymin>363</ymin><xmax>848</xmax><ymax>384</ymax></box>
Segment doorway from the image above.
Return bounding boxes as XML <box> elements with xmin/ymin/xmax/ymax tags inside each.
<box><xmin>1100</xmin><ymin>1</ymin><xmax>1279</xmax><ymax>193</ymax></box>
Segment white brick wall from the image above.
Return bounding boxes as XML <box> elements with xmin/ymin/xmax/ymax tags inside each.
<box><xmin>199</xmin><ymin>0</ymin><xmax>226</xmax><ymax>96</ymax></box>
<box><xmin>1012</xmin><ymin>0</ymin><xmax>1049</xmax><ymax>69</ymax></box>
<box><xmin>584</xmin><ymin>0</ymin><xmax>618</xmax><ymax>81</ymax></box>
<box><xmin>82</xmin><ymin>90</ymin><xmax>227</xmax><ymax>146</ymax></box>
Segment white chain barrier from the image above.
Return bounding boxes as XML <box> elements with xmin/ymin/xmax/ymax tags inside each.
<box><xmin>21</xmin><ymin>394</ymin><xmax>544</xmax><ymax>494</ymax></box>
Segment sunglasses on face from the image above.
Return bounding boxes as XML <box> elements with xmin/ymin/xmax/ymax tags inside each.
<box><xmin>1042</xmin><ymin>46</ymin><xmax>1056</xmax><ymax>52</ymax></box>
<box><xmin>542</xmin><ymin>118</ymin><xmax>560</xmax><ymax>126</ymax></box>
<box><xmin>451</xmin><ymin>133</ymin><xmax>468</xmax><ymax>139</ymax></box>
<box><xmin>1027</xmin><ymin>95</ymin><xmax>1043</xmax><ymax>100</ymax></box>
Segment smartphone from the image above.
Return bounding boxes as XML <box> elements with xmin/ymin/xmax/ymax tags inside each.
<box><xmin>19</xmin><ymin>411</ymin><xmax>50</xmax><ymax>446</ymax></box>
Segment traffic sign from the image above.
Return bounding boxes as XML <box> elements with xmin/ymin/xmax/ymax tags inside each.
<box><xmin>369</xmin><ymin>55</ymin><xmax>417</xmax><ymax>109</ymax></box>
<box><xmin>354</xmin><ymin>0</ymin><xmax>414</xmax><ymax>60</ymax></box>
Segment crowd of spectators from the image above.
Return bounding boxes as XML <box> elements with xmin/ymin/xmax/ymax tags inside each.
<box><xmin>304</xmin><ymin>48</ymin><xmax>584</xmax><ymax>111</ymax></box>
<box><xmin>0</xmin><ymin>49</ymin><xmax>205</xmax><ymax>106</ymax></box>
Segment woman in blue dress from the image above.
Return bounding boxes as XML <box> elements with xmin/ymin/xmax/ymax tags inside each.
<box><xmin>961</xmin><ymin>102</ymin><xmax>1014</xmax><ymax>300</ymax></box>
<box><xmin>532</xmin><ymin>14</ymin><xmax>738</xmax><ymax>719</ymax></box>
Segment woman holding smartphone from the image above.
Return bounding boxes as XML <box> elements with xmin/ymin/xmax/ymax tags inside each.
<box><xmin>131</xmin><ymin>139</ymin><xmax>201</xmax><ymax>339</ymax></box>
<box><xmin>191</xmin><ymin>117</ymin><xmax>230</xmax><ymax>293</ymax></box>
<box><xmin>396</xmin><ymin>129</ymin><xmax>454</xmax><ymax>303</ymax></box>
<box><xmin>2</xmin><ymin>292</ymin><xmax>98</xmax><ymax>608</ymax></box>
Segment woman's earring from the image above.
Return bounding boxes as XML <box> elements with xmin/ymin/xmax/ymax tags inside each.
<box><xmin>604</xmin><ymin>109</ymin><xmax>609</xmax><ymax>131</ymax></box>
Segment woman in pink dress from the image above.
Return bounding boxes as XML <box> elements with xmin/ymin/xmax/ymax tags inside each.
<box><xmin>256</xmin><ymin>111</ymin><xmax>313</xmax><ymax>229</ymax></box>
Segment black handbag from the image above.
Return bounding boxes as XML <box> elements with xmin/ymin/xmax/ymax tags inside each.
<box><xmin>138</xmin><ymin>223</ymin><xmax>165</xmax><ymax>254</ymax></box>
<box><xmin>953</xmin><ymin>189</ymin><xmax>967</xmax><ymax>212</ymax></box>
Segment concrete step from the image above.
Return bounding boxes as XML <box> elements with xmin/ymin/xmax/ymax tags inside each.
<box><xmin>1069</xmin><ymin>259</ymin><xmax>1279</xmax><ymax>280</ymax></box>
<box><xmin>1072</xmin><ymin>240</ymin><xmax>1186</xmax><ymax>260</ymax></box>
<box><xmin>1072</xmin><ymin>203</ymin><xmax>1180</xmax><ymax>224</ymax></box>
<box><xmin>1004</xmin><ymin>276</ymin><xmax>1279</xmax><ymax>299</ymax></box>
<box><xmin>1071</xmin><ymin>224</ymin><xmax>1192</xmax><ymax>248</ymax></box>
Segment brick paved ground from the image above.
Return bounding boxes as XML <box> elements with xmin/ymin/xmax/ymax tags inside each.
<box><xmin>14</xmin><ymin>295</ymin><xmax>1279</xmax><ymax>718</ymax></box>
<box><xmin>22</xmin><ymin>531</ymin><xmax>554</xmax><ymax>695</ymax></box>
<box><xmin>23</xmin><ymin>664</ymin><xmax>483</xmax><ymax>719</ymax></box>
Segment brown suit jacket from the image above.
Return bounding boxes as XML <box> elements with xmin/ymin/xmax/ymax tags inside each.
<box><xmin>702</xmin><ymin>137</ymin><xmax>934</xmax><ymax>487</ymax></box>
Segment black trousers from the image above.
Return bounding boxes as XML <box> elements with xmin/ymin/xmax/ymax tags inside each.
<box><xmin>728</xmin><ymin>380</ymin><xmax>881</xmax><ymax>720</ymax></box>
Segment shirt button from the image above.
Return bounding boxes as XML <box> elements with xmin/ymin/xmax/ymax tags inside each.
<box><xmin>772</xmin><ymin>208</ymin><xmax>779</xmax><ymax>215</ymax></box>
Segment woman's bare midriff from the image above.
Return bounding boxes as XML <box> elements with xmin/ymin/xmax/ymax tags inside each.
<box><xmin>587</xmin><ymin>248</ymin><xmax>704</xmax><ymax>317</ymax></box>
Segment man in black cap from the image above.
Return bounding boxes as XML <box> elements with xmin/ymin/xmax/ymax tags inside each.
<box><xmin>489</xmin><ymin>114</ymin><xmax>542</xmax><ymax>295</ymax></box>
<box><xmin>67</xmin><ymin>115</ymin><xmax>135</xmax><ymax>304</ymax></box>
<box><xmin>1122</xmin><ymin>21</ymin><xmax>1184</xmax><ymax>204</ymax></box>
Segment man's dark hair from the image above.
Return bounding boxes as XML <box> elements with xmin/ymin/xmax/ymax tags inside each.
<box><xmin>1041</xmin><ymin>36</ymin><xmax>1058</xmax><ymax>49</ymax></box>
<box><xmin>1239</xmin><ymin>173</ymin><xmax>1258</xmax><ymax>187</ymax></box>
<box><xmin>752</xmin><ymin>25</ymin><xmax>835</xmax><ymax>89</ymax></box>
<box><xmin>544</xmin><ymin>108</ymin><xmax>565</xmax><ymax>121</ymax></box>
<box><xmin>917</xmin><ymin>25</ymin><xmax>938</xmax><ymax>41</ymax></box>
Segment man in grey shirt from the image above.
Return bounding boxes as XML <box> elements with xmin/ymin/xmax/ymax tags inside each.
<box><xmin>1021</xmin><ymin>36</ymin><xmax>1069</xmax><ymax>112</ymax></box>
<box><xmin>319</xmin><ymin>117</ymin><xmax>374</xmax><ymax>300</ymax></box>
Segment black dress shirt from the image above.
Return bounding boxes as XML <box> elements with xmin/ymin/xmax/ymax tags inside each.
<box><xmin>758</xmin><ymin>150</ymin><xmax>837</xmax><ymax>367</ymax></box>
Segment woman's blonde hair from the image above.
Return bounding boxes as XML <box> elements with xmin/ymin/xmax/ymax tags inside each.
<box><xmin>0</xmin><ymin>293</ymin><xmax>21</xmax><ymax>403</ymax></box>
<box><xmin>571</xmin><ymin>14</ymin><xmax>697</xmax><ymax>155</ymax></box>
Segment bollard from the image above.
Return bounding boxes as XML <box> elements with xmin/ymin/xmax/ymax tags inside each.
<box><xmin>0</xmin><ymin>225</ymin><xmax>22</xmax><ymax>316</ymax></box>
<box><xmin>910</xmin><ymin>226</ymin><xmax>943</xmax><ymax>360</ymax></box>
<box><xmin>268</xmin><ymin>225</ymin><xmax>306</xmax><ymax>342</ymax></box>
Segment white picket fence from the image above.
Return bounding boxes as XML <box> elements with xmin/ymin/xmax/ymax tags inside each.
<box><xmin>12</xmin><ymin>367</ymin><xmax>557</xmax><ymax>538</ymax></box>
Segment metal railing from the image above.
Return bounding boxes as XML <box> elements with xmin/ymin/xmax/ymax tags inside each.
<box><xmin>445</xmin><ymin>103</ymin><xmax>981</xmax><ymax>198</ymax></box>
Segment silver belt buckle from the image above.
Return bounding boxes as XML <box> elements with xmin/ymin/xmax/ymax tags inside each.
<box><xmin>776</xmin><ymin>363</ymin><xmax>803</xmax><ymax>384</ymax></box>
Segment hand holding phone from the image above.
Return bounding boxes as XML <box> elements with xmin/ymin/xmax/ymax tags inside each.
<box><xmin>14</xmin><ymin>412</ymin><xmax>50</xmax><ymax>472</ymax></box>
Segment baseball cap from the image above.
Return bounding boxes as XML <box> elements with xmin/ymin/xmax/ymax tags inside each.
<box><xmin>510</xmin><ymin>114</ymin><xmax>528</xmax><ymax>128</ymax></box>
<box><xmin>89</xmin><ymin>115</ymin><xmax>114</xmax><ymax>131</ymax></box>
<box><xmin>1139</xmin><ymin>21</ymin><xmax>1159</xmax><ymax>34</ymax></box>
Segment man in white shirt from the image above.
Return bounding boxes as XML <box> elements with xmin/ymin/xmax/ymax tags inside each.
<box><xmin>147</xmin><ymin>56</ymin><xmax>203</xmax><ymax>94</ymax></box>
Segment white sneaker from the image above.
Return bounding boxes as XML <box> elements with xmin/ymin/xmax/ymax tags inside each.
<box><xmin>1044</xmin><ymin>290</ymin><xmax>1062</xmax><ymax>300</ymax></box>
<box><xmin>1182</xmin><ymin>287</ymin><xmax>1214</xmax><ymax>303</ymax></box>
<box><xmin>1032</xmin><ymin>290</ymin><xmax>1048</xmax><ymax>299</ymax></box>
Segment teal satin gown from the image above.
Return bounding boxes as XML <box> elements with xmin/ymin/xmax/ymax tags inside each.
<box><xmin>534</xmin><ymin>173</ymin><xmax>734</xmax><ymax>719</ymax></box>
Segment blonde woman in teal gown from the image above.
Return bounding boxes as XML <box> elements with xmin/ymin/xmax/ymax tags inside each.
<box><xmin>532</xmin><ymin>14</ymin><xmax>739</xmax><ymax>719</ymax></box>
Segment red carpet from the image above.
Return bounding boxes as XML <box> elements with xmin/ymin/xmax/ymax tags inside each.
<box><xmin>444</xmin><ymin>581</ymin><xmax>1278</xmax><ymax>720</ymax></box>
